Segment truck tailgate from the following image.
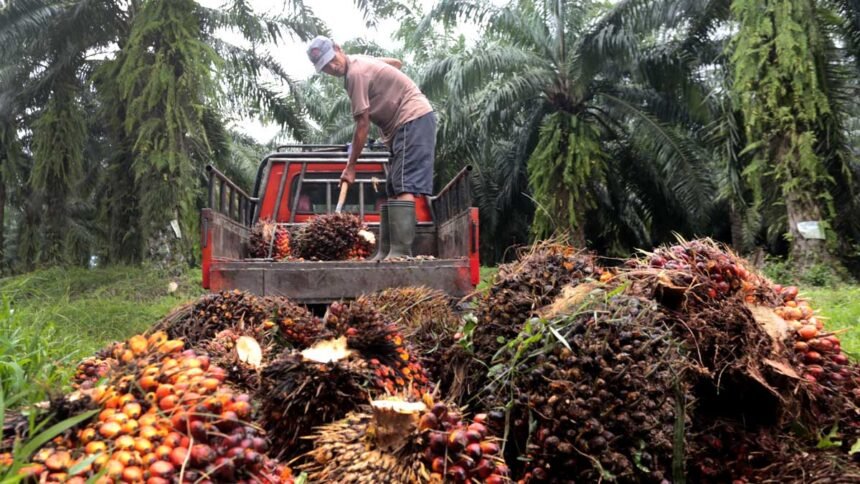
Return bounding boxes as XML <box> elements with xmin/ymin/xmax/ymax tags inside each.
<box><xmin>208</xmin><ymin>259</ymin><xmax>472</xmax><ymax>303</ymax></box>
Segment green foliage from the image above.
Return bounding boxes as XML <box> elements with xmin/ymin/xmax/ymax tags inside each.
<box><xmin>0</xmin><ymin>298</ymin><xmax>76</xmax><ymax>401</ymax></box>
<box><xmin>528</xmin><ymin>113</ymin><xmax>605</xmax><ymax>240</ymax></box>
<box><xmin>115</xmin><ymin>0</ymin><xmax>220</xmax><ymax>261</ymax></box>
<box><xmin>0</xmin><ymin>265</ymin><xmax>204</xmax><ymax>359</ymax></box>
<box><xmin>730</xmin><ymin>0</ymin><xmax>845</xmax><ymax>259</ymax></box>
<box><xmin>804</xmin><ymin>285</ymin><xmax>860</xmax><ymax>357</ymax></box>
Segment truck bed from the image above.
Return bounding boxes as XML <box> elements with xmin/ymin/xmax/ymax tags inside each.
<box><xmin>208</xmin><ymin>258</ymin><xmax>473</xmax><ymax>303</ymax></box>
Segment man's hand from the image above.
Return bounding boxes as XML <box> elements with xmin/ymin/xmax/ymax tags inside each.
<box><xmin>341</xmin><ymin>163</ymin><xmax>356</xmax><ymax>184</ymax></box>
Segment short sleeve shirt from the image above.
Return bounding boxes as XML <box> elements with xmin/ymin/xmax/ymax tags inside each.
<box><xmin>344</xmin><ymin>55</ymin><xmax>433</xmax><ymax>145</ymax></box>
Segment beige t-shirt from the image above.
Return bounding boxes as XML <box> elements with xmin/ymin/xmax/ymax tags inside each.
<box><xmin>344</xmin><ymin>55</ymin><xmax>433</xmax><ymax>145</ymax></box>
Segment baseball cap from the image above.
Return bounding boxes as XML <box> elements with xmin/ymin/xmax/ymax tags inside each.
<box><xmin>307</xmin><ymin>36</ymin><xmax>336</xmax><ymax>73</ymax></box>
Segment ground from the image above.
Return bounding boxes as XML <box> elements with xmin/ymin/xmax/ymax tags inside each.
<box><xmin>0</xmin><ymin>265</ymin><xmax>856</xmax><ymax>405</ymax></box>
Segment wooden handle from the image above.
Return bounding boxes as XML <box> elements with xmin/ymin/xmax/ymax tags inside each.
<box><xmin>335</xmin><ymin>182</ymin><xmax>349</xmax><ymax>212</ymax></box>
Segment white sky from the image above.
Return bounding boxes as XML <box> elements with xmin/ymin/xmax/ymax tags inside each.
<box><xmin>198</xmin><ymin>0</ymin><xmax>458</xmax><ymax>142</ymax></box>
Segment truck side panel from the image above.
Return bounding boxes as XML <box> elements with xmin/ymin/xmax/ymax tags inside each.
<box><xmin>201</xmin><ymin>209</ymin><xmax>250</xmax><ymax>289</ymax></box>
<box><xmin>209</xmin><ymin>260</ymin><xmax>472</xmax><ymax>303</ymax></box>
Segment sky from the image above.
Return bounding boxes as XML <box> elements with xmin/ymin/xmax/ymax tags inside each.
<box><xmin>198</xmin><ymin>0</ymin><xmax>451</xmax><ymax>142</ymax></box>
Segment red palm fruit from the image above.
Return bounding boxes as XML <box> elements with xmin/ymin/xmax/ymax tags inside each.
<box><xmin>431</xmin><ymin>457</ymin><xmax>446</xmax><ymax>473</ymax></box>
<box><xmin>190</xmin><ymin>444</ymin><xmax>215</xmax><ymax>466</ymax></box>
<box><xmin>448</xmin><ymin>430</ymin><xmax>469</xmax><ymax>453</ymax></box>
<box><xmin>446</xmin><ymin>465</ymin><xmax>467</xmax><ymax>483</ymax></box>
<box><xmin>465</xmin><ymin>430</ymin><xmax>482</xmax><ymax>443</ymax></box>
<box><xmin>214</xmin><ymin>457</ymin><xmax>236</xmax><ymax>480</ymax></box>
<box><xmin>169</xmin><ymin>447</ymin><xmax>188</xmax><ymax>468</ymax></box>
<box><xmin>418</xmin><ymin>412</ymin><xmax>438</xmax><ymax>431</ymax></box>
<box><xmin>480</xmin><ymin>441</ymin><xmax>500</xmax><ymax>455</ymax></box>
<box><xmin>475</xmin><ymin>459</ymin><xmax>495</xmax><ymax>479</ymax></box>
<box><xmin>122</xmin><ymin>466</ymin><xmax>143</xmax><ymax>482</ymax></box>
<box><xmin>465</xmin><ymin>443</ymin><xmax>483</xmax><ymax>460</ymax></box>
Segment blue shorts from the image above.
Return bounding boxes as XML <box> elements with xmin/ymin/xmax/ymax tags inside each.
<box><xmin>388</xmin><ymin>112</ymin><xmax>436</xmax><ymax>197</ymax></box>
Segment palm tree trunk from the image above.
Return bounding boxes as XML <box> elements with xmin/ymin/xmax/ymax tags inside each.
<box><xmin>785</xmin><ymin>190</ymin><xmax>836</xmax><ymax>270</ymax></box>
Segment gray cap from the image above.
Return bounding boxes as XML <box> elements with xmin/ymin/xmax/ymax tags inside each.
<box><xmin>307</xmin><ymin>35</ymin><xmax>336</xmax><ymax>73</ymax></box>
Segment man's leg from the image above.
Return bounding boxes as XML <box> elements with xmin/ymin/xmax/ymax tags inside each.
<box><xmin>385</xmin><ymin>112</ymin><xmax>436</xmax><ymax>259</ymax></box>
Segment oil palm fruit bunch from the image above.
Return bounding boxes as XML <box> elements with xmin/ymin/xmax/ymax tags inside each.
<box><xmin>264</xmin><ymin>296</ymin><xmax>329</xmax><ymax>349</ymax></box>
<box><xmin>634</xmin><ymin>238</ymin><xmax>774</xmax><ymax>305</ymax></box>
<box><xmin>257</xmin><ymin>337</ymin><xmax>373</xmax><ymax>457</ymax></box>
<box><xmin>19</xmin><ymin>332</ymin><xmax>295</xmax><ymax>483</ymax></box>
<box><xmin>473</xmin><ymin>244</ymin><xmax>600</xmax><ymax>358</ymax></box>
<box><xmin>487</xmin><ymin>295</ymin><xmax>686</xmax><ymax>483</ymax></box>
<box><xmin>292</xmin><ymin>212</ymin><xmax>363</xmax><ymax>261</ymax></box>
<box><xmin>360</xmin><ymin>287</ymin><xmax>458</xmax><ymax>385</ymax></box>
<box><xmin>247</xmin><ymin>219</ymin><xmax>291</xmax><ymax>259</ymax></box>
<box><xmin>326</xmin><ymin>300</ymin><xmax>429</xmax><ymax>396</ymax></box>
<box><xmin>154</xmin><ymin>290</ymin><xmax>276</xmax><ymax>348</ymax></box>
<box><xmin>346</xmin><ymin>228</ymin><xmax>376</xmax><ymax>260</ymax></box>
<box><xmin>300</xmin><ymin>397</ymin><xmax>510</xmax><ymax>483</ymax></box>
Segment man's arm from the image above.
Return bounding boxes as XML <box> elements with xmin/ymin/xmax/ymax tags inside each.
<box><xmin>379</xmin><ymin>57</ymin><xmax>403</xmax><ymax>70</ymax></box>
<box><xmin>342</xmin><ymin>111</ymin><xmax>370</xmax><ymax>184</ymax></box>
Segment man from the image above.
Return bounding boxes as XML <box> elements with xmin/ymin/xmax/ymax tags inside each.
<box><xmin>306</xmin><ymin>35</ymin><xmax>436</xmax><ymax>260</ymax></box>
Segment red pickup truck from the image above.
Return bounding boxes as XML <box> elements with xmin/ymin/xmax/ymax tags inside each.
<box><xmin>200</xmin><ymin>144</ymin><xmax>479</xmax><ymax>303</ymax></box>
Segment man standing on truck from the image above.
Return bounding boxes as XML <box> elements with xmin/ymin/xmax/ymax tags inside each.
<box><xmin>306</xmin><ymin>35</ymin><xmax>436</xmax><ymax>260</ymax></box>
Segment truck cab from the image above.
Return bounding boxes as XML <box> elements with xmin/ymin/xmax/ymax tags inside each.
<box><xmin>201</xmin><ymin>144</ymin><xmax>479</xmax><ymax>303</ymax></box>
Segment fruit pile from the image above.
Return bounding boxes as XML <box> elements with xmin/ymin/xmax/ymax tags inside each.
<box><xmin>360</xmin><ymin>287</ymin><xmax>459</xmax><ymax>385</ymax></box>
<box><xmin>19</xmin><ymin>332</ymin><xmax>294</xmax><ymax>483</ymax></box>
<box><xmin>292</xmin><ymin>213</ymin><xmax>370</xmax><ymax>261</ymax></box>
<box><xmin>489</xmin><ymin>295</ymin><xmax>686</xmax><ymax>482</ymax></box>
<box><xmin>776</xmin><ymin>285</ymin><xmax>853</xmax><ymax>385</ymax></box>
<box><xmin>634</xmin><ymin>238</ymin><xmax>776</xmax><ymax>306</ymax></box>
<box><xmin>247</xmin><ymin>220</ymin><xmax>291</xmax><ymax>260</ymax></box>
<box><xmin>301</xmin><ymin>398</ymin><xmax>510</xmax><ymax>483</ymax></box>
<box><xmin>256</xmin><ymin>299</ymin><xmax>431</xmax><ymax>457</ymax></box>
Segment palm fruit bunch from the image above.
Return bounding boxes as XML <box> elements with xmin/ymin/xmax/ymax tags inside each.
<box><xmin>472</xmin><ymin>244</ymin><xmax>600</xmax><ymax>357</ymax></box>
<box><xmin>360</xmin><ymin>287</ymin><xmax>459</xmax><ymax>385</ymax></box>
<box><xmin>258</xmin><ymin>337</ymin><xmax>371</xmax><ymax>457</ymax></box>
<box><xmin>633</xmin><ymin>238</ymin><xmax>777</xmax><ymax>306</ymax></box>
<box><xmin>247</xmin><ymin>219</ymin><xmax>291</xmax><ymax>259</ymax></box>
<box><xmin>775</xmin><ymin>285</ymin><xmax>853</xmax><ymax>386</ymax></box>
<box><xmin>257</xmin><ymin>300</ymin><xmax>430</xmax><ymax>457</ymax></box>
<box><xmin>18</xmin><ymin>332</ymin><xmax>294</xmax><ymax>483</ymax></box>
<box><xmin>292</xmin><ymin>212</ymin><xmax>363</xmax><ymax>261</ymax></box>
<box><xmin>300</xmin><ymin>397</ymin><xmax>510</xmax><ymax>483</ymax></box>
<box><xmin>200</xmin><ymin>329</ymin><xmax>267</xmax><ymax>393</ymax></box>
<box><xmin>154</xmin><ymin>290</ymin><xmax>276</xmax><ymax>348</ymax></box>
<box><xmin>326</xmin><ymin>299</ymin><xmax>429</xmax><ymax>396</ymax></box>
<box><xmin>265</xmin><ymin>296</ymin><xmax>329</xmax><ymax>349</ymax></box>
<box><xmin>346</xmin><ymin>228</ymin><xmax>376</xmax><ymax>260</ymax></box>
<box><xmin>493</xmin><ymin>294</ymin><xmax>686</xmax><ymax>483</ymax></box>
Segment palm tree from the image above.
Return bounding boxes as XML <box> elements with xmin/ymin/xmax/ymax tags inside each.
<box><xmin>0</xmin><ymin>0</ymin><xmax>325</xmax><ymax>266</ymax></box>
<box><xmin>420</xmin><ymin>0</ymin><xmax>717</xmax><ymax>254</ymax></box>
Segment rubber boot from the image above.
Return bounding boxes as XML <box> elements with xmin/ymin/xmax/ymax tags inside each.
<box><xmin>384</xmin><ymin>200</ymin><xmax>415</xmax><ymax>260</ymax></box>
<box><xmin>369</xmin><ymin>204</ymin><xmax>389</xmax><ymax>261</ymax></box>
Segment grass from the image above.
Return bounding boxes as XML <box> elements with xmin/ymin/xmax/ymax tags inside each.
<box><xmin>0</xmin><ymin>265</ymin><xmax>203</xmax><ymax>403</ymax></box>
<box><xmin>802</xmin><ymin>286</ymin><xmax>860</xmax><ymax>358</ymax></box>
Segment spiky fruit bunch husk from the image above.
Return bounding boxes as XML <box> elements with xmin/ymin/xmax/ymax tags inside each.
<box><xmin>264</xmin><ymin>296</ymin><xmax>330</xmax><ymax>349</ymax></box>
<box><xmin>153</xmin><ymin>290</ymin><xmax>277</xmax><ymax>348</ymax></box>
<box><xmin>472</xmin><ymin>244</ymin><xmax>600</xmax><ymax>361</ymax></box>
<box><xmin>257</xmin><ymin>345</ymin><xmax>371</xmax><ymax>458</ymax></box>
<box><xmin>300</xmin><ymin>398</ymin><xmax>510</xmax><ymax>483</ymax></box>
<box><xmin>496</xmin><ymin>295</ymin><xmax>688</xmax><ymax>483</ymax></box>
<box><xmin>153</xmin><ymin>291</ymin><xmax>323</xmax><ymax>353</ymax></box>
<box><xmin>293</xmin><ymin>213</ymin><xmax>363</xmax><ymax>261</ymax></box>
<box><xmin>19</xmin><ymin>332</ymin><xmax>294</xmax><ymax>483</ymax></box>
<box><xmin>631</xmin><ymin>237</ymin><xmax>778</xmax><ymax>306</ymax></box>
<box><xmin>199</xmin><ymin>329</ymin><xmax>268</xmax><ymax>394</ymax></box>
<box><xmin>360</xmin><ymin>287</ymin><xmax>459</xmax><ymax>385</ymax></box>
<box><xmin>326</xmin><ymin>300</ymin><xmax>430</xmax><ymax>396</ymax></box>
<box><xmin>247</xmin><ymin>219</ymin><xmax>291</xmax><ymax>260</ymax></box>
